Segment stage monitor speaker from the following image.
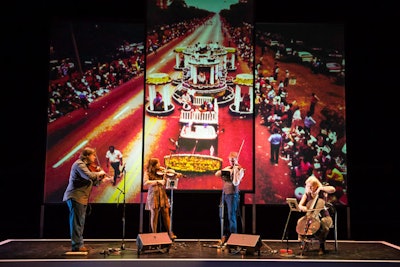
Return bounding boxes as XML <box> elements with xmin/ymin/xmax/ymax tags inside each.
<box><xmin>226</xmin><ymin>233</ymin><xmax>262</xmax><ymax>255</ymax></box>
<box><xmin>136</xmin><ymin>232</ymin><xmax>172</xmax><ymax>254</ymax></box>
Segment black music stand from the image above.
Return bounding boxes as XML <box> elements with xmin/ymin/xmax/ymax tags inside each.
<box><xmin>166</xmin><ymin>175</ymin><xmax>178</xmax><ymax>235</ymax></box>
<box><xmin>281</xmin><ymin>198</ymin><xmax>300</xmax><ymax>256</ymax></box>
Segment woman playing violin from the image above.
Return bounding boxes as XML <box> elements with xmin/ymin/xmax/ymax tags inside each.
<box><xmin>144</xmin><ymin>158</ymin><xmax>181</xmax><ymax>240</ymax></box>
<box><xmin>297</xmin><ymin>175</ymin><xmax>335</xmax><ymax>255</ymax></box>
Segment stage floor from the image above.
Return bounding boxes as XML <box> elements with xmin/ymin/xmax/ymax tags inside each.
<box><xmin>1</xmin><ymin>238</ymin><xmax>399</xmax><ymax>264</ymax></box>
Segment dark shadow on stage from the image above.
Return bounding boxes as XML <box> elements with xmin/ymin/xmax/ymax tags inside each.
<box><xmin>0</xmin><ymin>238</ymin><xmax>399</xmax><ymax>267</ymax></box>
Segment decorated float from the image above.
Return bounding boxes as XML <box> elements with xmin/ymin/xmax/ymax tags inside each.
<box><xmin>229</xmin><ymin>73</ymin><xmax>254</xmax><ymax>116</ymax></box>
<box><xmin>146</xmin><ymin>73</ymin><xmax>175</xmax><ymax>116</ymax></box>
<box><xmin>172</xmin><ymin>42</ymin><xmax>235</xmax><ymax>106</ymax></box>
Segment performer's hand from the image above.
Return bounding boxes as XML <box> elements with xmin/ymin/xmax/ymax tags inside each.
<box><xmin>102</xmin><ymin>176</ymin><xmax>113</xmax><ymax>183</ymax></box>
<box><xmin>299</xmin><ymin>206</ymin><xmax>307</xmax><ymax>212</ymax></box>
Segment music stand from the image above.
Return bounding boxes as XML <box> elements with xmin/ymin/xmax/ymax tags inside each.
<box><xmin>280</xmin><ymin>198</ymin><xmax>300</xmax><ymax>256</ymax></box>
<box><xmin>221</xmin><ymin>170</ymin><xmax>232</xmax><ymax>182</ymax></box>
<box><xmin>166</xmin><ymin>176</ymin><xmax>178</xmax><ymax>234</ymax></box>
<box><xmin>282</xmin><ymin>198</ymin><xmax>300</xmax><ymax>240</ymax></box>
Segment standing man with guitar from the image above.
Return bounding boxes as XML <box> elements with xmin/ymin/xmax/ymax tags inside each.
<box><xmin>215</xmin><ymin>151</ymin><xmax>245</xmax><ymax>245</ymax></box>
<box><xmin>296</xmin><ymin>175</ymin><xmax>335</xmax><ymax>255</ymax></box>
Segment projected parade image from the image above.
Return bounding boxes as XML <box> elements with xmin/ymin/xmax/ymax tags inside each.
<box><xmin>143</xmin><ymin>4</ymin><xmax>255</xmax><ymax>192</ymax></box>
<box><xmin>43</xmin><ymin>2</ymin><xmax>346</xmax><ymax>206</ymax></box>
<box><xmin>44</xmin><ymin>21</ymin><xmax>146</xmax><ymax>204</ymax></box>
<box><xmin>251</xmin><ymin>23</ymin><xmax>347</xmax><ymax>206</ymax></box>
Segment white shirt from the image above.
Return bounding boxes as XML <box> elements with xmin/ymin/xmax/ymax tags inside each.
<box><xmin>106</xmin><ymin>149</ymin><xmax>123</xmax><ymax>163</ymax></box>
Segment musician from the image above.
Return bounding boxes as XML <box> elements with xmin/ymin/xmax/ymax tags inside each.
<box><xmin>144</xmin><ymin>158</ymin><xmax>181</xmax><ymax>240</ymax></box>
<box><xmin>215</xmin><ymin>151</ymin><xmax>245</xmax><ymax>244</ymax></box>
<box><xmin>63</xmin><ymin>147</ymin><xmax>113</xmax><ymax>252</ymax></box>
<box><xmin>297</xmin><ymin>175</ymin><xmax>335</xmax><ymax>255</ymax></box>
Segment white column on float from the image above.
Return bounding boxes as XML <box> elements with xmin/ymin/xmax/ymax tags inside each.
<box><xmin>149</xmin><ymin>84</ymin><xmax>156</xmax><ymax>110</ymax></box>
<box><xmin>184</xmin><ymin>55</ymin><xmax>189</xmax><ymax>68</ymax></box>
<box><xmin>249</xmin><ymin>86</ymin><xmax>254</xmax><ymax>112</ymax></box>
<box><xmin>235</xmin><ymin>85</ymin><xmax>241</xmax><ymax>112</ymax></box>
<box><xmin>175</xmin><ymin>53</ymin><xmax>180</xmax><ymax>69</ymax></box>
<box><xmin>193</xmin><ymin>65</ymin><xmax>198</xmax><ymax>84</ymax></box>
<box><xmin>210</xmin><ymin>67</ymin><xmax>215</xmax><ymax>84</ymax></box>
<box><xmin>223</xmin><ymin>55</ymin><xmax>227</xmax><ymax>69</ymax></box>
<box><xmin>162</xmin><ymin>84</ymin><xmax>170</xmax><ymax>111</ymax></box>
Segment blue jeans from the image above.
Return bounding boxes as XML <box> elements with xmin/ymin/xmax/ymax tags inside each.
<box><xmin>223</xmin><ymin>193</ymin><xmax>239</xmax><ymax>236</ymax></box>
<box><xmin>66</xmin><ymin>199</ymin><xmax>87</xmax><ymax>251</ymax></box>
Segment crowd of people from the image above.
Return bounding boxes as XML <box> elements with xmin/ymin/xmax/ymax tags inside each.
<box><xmin>255</xmin><ymin>35</ymin><xmax>347</xmax><ymax>205</ymax></box>
<box><xmin>48</xmin><ymin>44</ymin><xmax>145</xmax><ymax>123</ymax></box>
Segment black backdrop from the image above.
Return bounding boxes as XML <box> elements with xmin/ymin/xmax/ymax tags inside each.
<box><xmin>2</xmin><ymin>0</ymin><xmax>398</xmax><ymax>245</ymax></box>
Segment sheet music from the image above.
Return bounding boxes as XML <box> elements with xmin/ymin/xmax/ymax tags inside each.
<box><xmin>286</xmin><ymin>198</ymin><xmax>300</xmax><ymax>211</ymax></box>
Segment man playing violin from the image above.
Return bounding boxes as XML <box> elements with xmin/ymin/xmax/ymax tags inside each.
<box><xmin>296</xmin><ymin>175</ymin><xmax>335</xmax><ymax>255</ymax></box>
<box><xmin>215</xmin><ymin>151</ymin><xmax>245</xmax><ymax>245</ymax></box>
<box><xmin>63</xmin><ymin>147</ymin><xmax>113</xmax><ymax>252</ymax></box>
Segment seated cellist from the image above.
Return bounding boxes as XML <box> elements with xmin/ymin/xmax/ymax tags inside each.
<box><xmin>296</xmin><ymin>175</ymin><xmax>335</xmax><ymax>255</ymax></box>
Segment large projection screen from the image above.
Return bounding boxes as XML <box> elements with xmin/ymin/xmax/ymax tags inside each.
<box><xmin>43</xmin><ymin>3</ymin><xmax>346</xmax><ymax>206</ymax></box>
<box><xmin>142</xmin><ymin>0</ymin><xmax>255</xmax><ymax>194</ymax></box>
<box><xmin>248</xmin><ymin>23</ymin><xmax>347</xmax><ymax>206</ymax></box>
<box><xmin>44</xmin><ymin>20</ymin><xmax>146</xmax><ymax>204</ymax></box>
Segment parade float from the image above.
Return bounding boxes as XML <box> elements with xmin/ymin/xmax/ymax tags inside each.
<box><xmin>165</xmin><ymin>94</ymin><xmax>223</xmax><ymax>173</ymax></box>
<box><xmin>229</xmin><ymin>73</ymin><xmax>254</xmax><ymax>116</ymax></box>
<box><xmin>145</xmin><ymin>72</ymin><xmax>175</xmax><ymax>116</ymax></box>
<box><xmin>172</xmin><ymin>42</ymin><xmax>235</xmax><ymax>106</ymax></box>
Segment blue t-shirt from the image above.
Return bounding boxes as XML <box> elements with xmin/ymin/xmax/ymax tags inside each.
<box><xmin>269</xmin><ymin>133</ymin><xmax>282</xmax><ymax>145</ymax></box>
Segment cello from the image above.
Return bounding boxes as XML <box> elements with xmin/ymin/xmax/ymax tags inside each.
<box><xmin>296</xmin><ymin>191</ymin><xmax>325</xmax><ymax>236</ymax></box>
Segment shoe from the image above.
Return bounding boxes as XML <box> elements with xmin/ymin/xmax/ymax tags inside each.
<box><xmin>169</xmin><ymin>232</ymin><xmax>177</xmax><ymax>240</ymax></box>
<box><xmin>72</xmin><ymin>246</ymin><xmax>90</xmax><ymax>252</ymax></box>
<box><xmin>299</xmin><ymin>242</ymin><xmax>305</xmax><ymax>251</ymax></box>
<box><xmin>318</xmin><ymin>243</ymin><xmax>325</xmax><ymax>255</ymax></box>
<box><xmin>218</xmin><ymin>235</ymin><xmax>227</xmax><ymax>246</ymax></box>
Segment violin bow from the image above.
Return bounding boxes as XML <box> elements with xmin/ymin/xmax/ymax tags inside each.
<box><xmin>237</xmin><ymin>139</ymin><xmax>245</xmax><ymax>162</ymax></box>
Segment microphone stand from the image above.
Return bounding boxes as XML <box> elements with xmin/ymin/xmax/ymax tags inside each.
<box><xmin>168</xmin><ymin>179</ymin><xmax>175</xmax><ymax>235</ymax></box>
<box><xmin>116</xmin><ymin>164</ymin><xmax>127</xmax><ymax>250</ymax></box>
<box><xmin>219</xmin><ymin>192</ymin><xmax>224</xmax><ymax>239</ymax></box>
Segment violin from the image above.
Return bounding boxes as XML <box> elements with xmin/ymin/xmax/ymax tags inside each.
<box><xmin>156</xmin><ymin>169</ymin><xmax>181</xmax><ymax>177</ymax></box>
<box><xmin>88</xmin><ymin>151</ymin><xmax>110</xmax><ymax>180</ymax></box>
<box><xmin>156</xmin><ymin>168</ymin><xmax>185</xmax><ymax>178</ymax></box>
<box><xmin>89</xmin><ymin>163</ymin><xmax>102</xmax><ymax>172</ymax></box>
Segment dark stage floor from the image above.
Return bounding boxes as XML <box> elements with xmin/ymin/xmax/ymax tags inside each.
<box><xmin>1</xmin><ymin>236</ymin><xmax>400</xmax><ymax>267</ymax></box>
